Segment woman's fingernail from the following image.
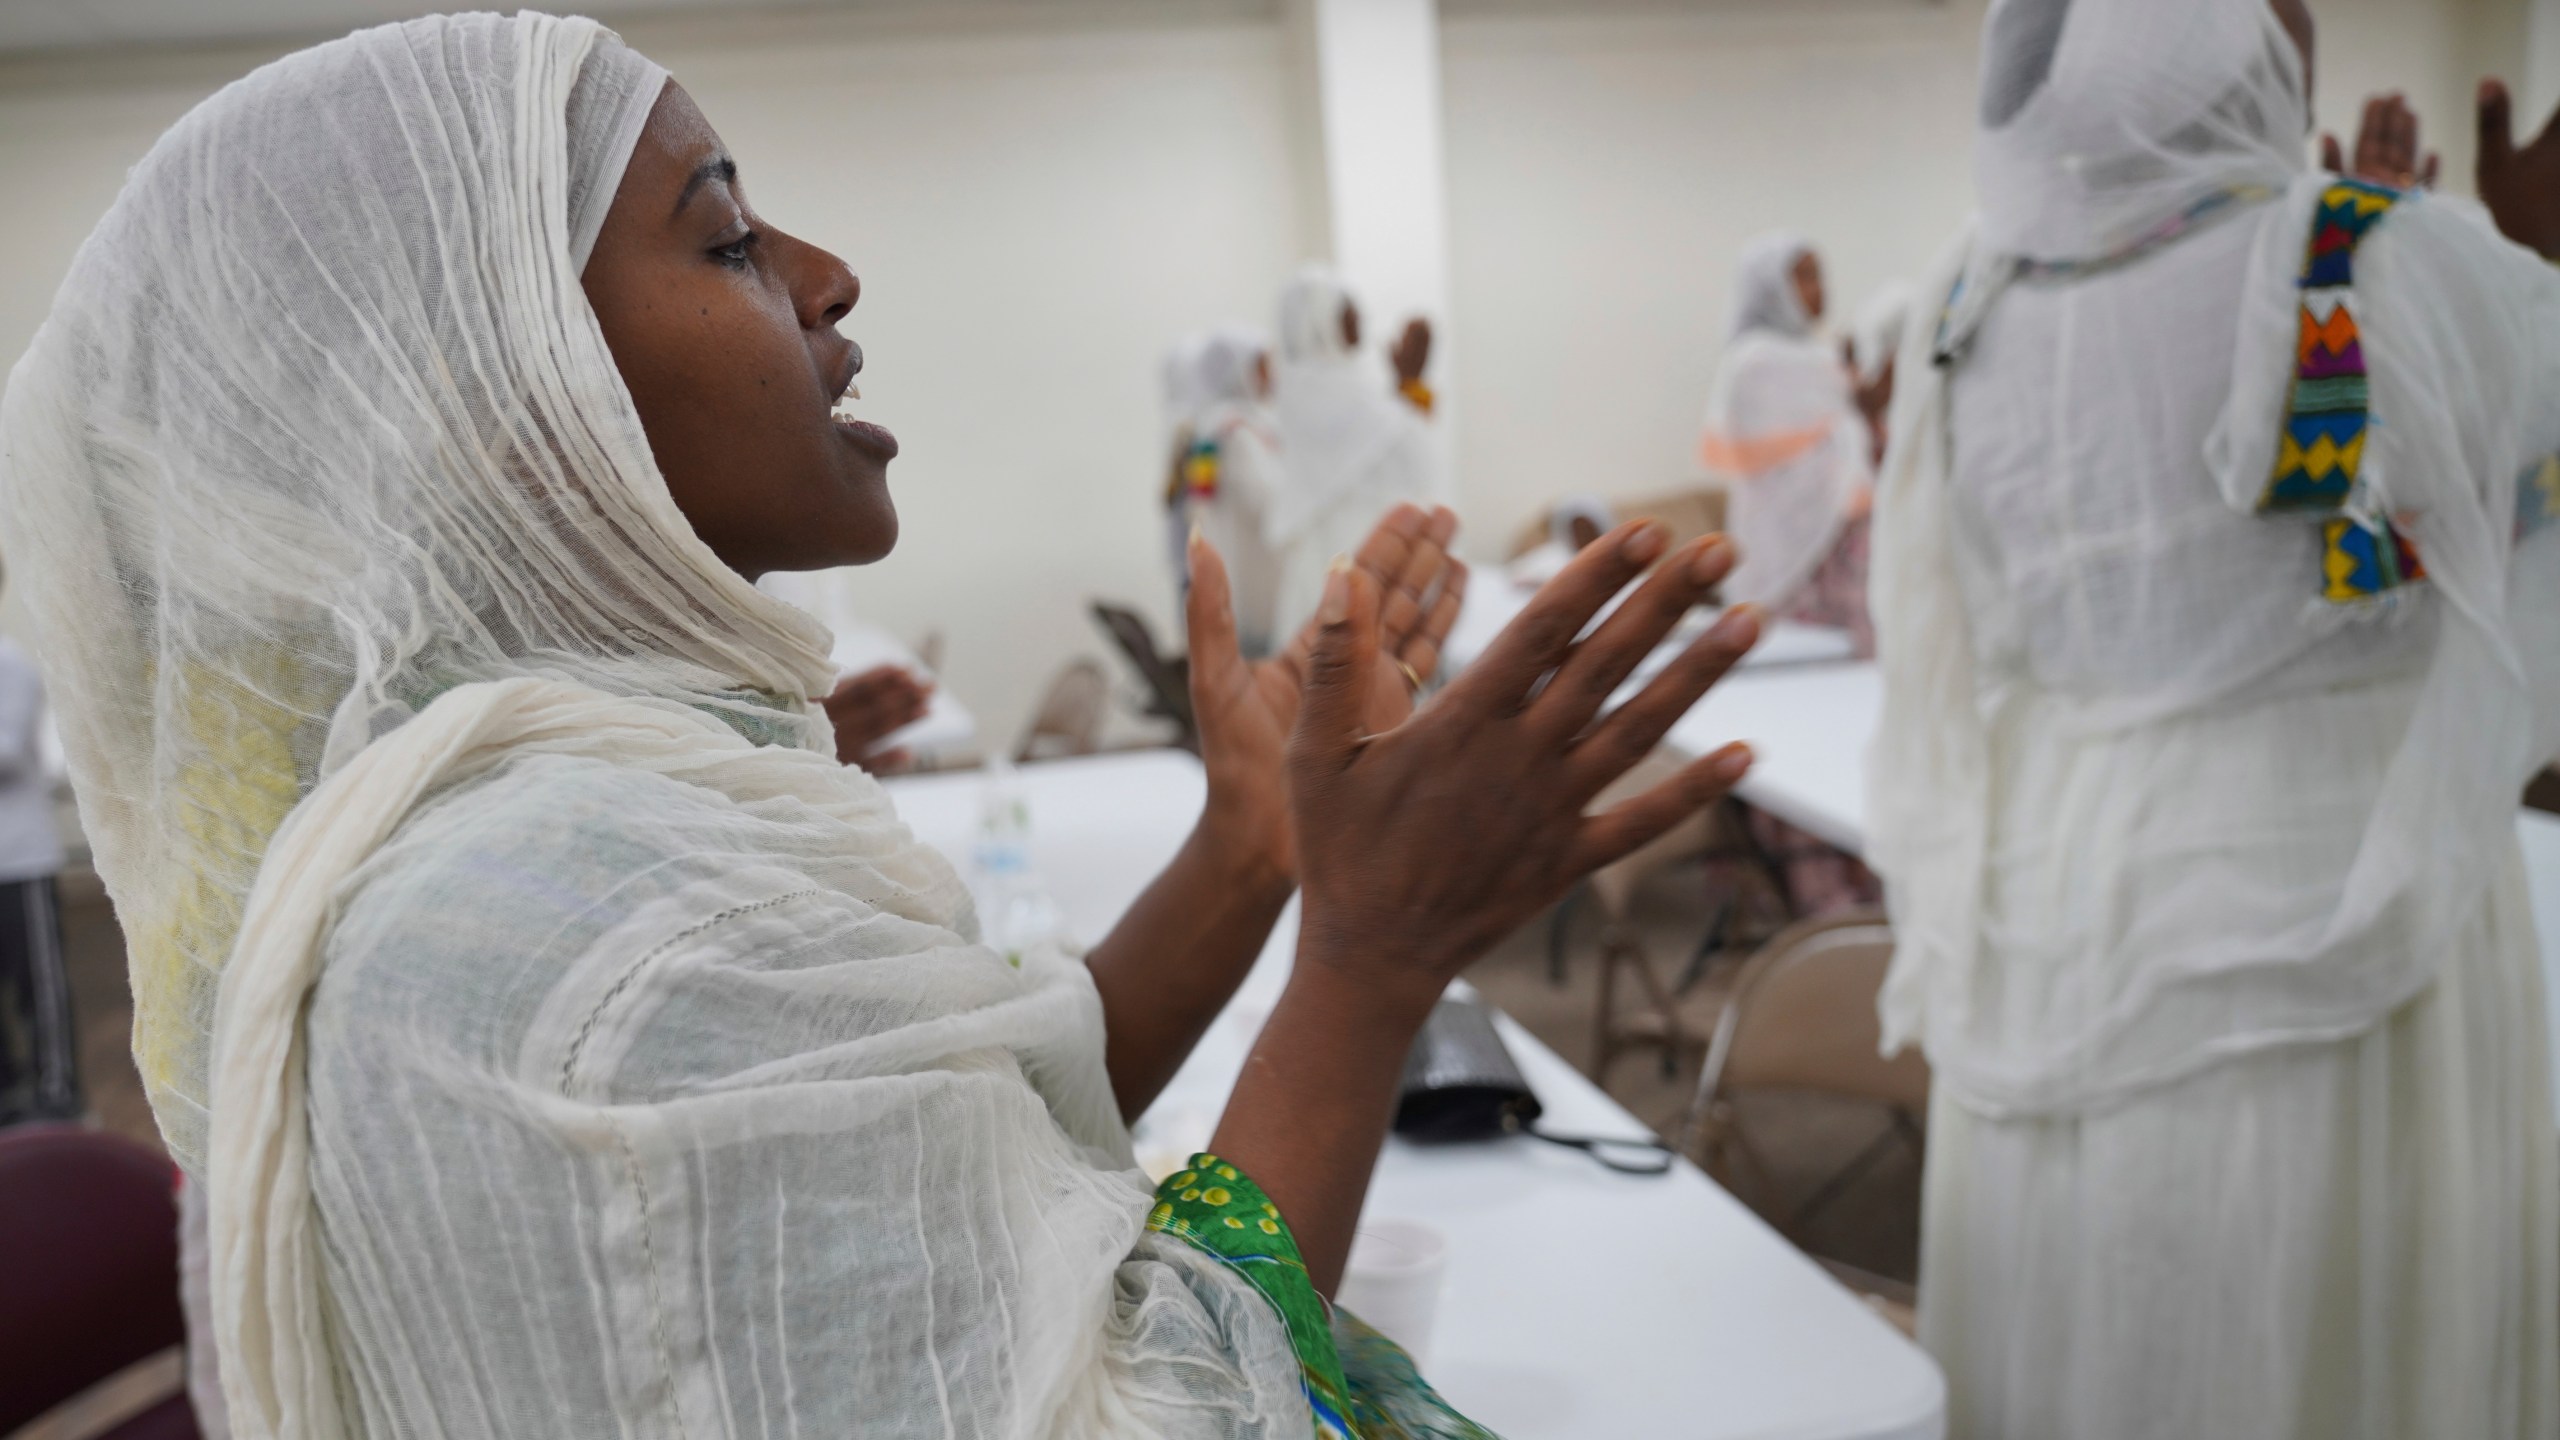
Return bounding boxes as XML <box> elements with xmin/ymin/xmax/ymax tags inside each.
<box><xmin>1713</xmin><ymin>743</ymin><xmax>1753</xmax><ymax>782</ymax></box>
<box><xmin>1320</xmin><ymin>558</ymin><xmax>1352</xmax><ymax>624</ymax></box>
<box><xmin>1188</xmin><ymin>519</ymin><xmax>1205</xmax><ymax>551</ymax></box>
<box><xmin>1625</xmin><ymin>523</ymin><xmax>1666</xmax><ymax>565</ymax></box>
<box><xmin>1710</xmin><ymin>603</ymin><xmax>1761</xmax><ymax>648</ymax></box>
<box><xmin>1691</xmin><ymin>536</ymin><xmax>1730</xmax><ymax>583</ymax></box>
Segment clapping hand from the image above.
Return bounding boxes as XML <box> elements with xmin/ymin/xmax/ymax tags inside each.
<box><xmin>1390</xmin><ymin>318</ymin><xmax>1433</xmax><ymax>389</ymax></box>
<box><xmin>1185</xmin><ymin>503</ymin><xmax>1467</xmax><ymax>886</ymax></box>
<box><xmin>2322</xmin><ymin>92</ymin><xmax>2439</xmax><ymax>190</ymax></box>
<box><xmin>2479</xmin><ymin>78</ymin><xmax>2560</xmax><ymax>259</ymax></box>
<box><xmin>822</xmin><ymin>664</ymin><xmax>933</xmax><ymax>773</ymax></box>
<box><xmin>1287</xmin><ymin>522</ymin><xmax>1758</xmax><ymax>1011</ymax></box>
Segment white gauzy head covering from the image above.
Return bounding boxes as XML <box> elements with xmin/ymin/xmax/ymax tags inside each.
<box><xmin>0</xmin><ymin>11</ymin><xmax>836</xmax><ymax>1172</ymax></box>
<box><xmin>1192</xmin><ymin>326</ymin><xmax>1270</xmax><ymax>412</ymax></box>
<box><xmin>1727</xmin><ymin>231</ymin><xmax>1816</xmax><ymax>341</ymax></box>
<box><xmin>1269</xmin><ymin>263</ymin><xmax>1418</xmax><ymax>544</ymax></box>
<box><xmin>1276</xmin><ymin>263</ymin><xmax>1357</xmax><ymax>364</ymax></box>
<box><xmin>1851</xmin><ymin>280</ymin><xmax>1916</xmax><ymax>386</ymax></box>
<box><xmin>1547</xmin><ymin>495</ymin><xmax>1616</xmax><ymax>550</ymax></box>
<box><xmin>1974</xmin><ymin>0</ymin><xmax>2307</xmax><ymax>264</ymax></box>
<box><xmin>1158</xmin><ymin>334</ymin><xmax>1207</xmax><ymax>432</ymax></box>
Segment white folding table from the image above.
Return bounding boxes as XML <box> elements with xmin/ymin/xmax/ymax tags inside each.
<box><xmin>883</xmin><ymin>751</ymin><xmax>1946</xmax><ymax>1440</ymax></box>
<box><xmin>1443</xmin><ymin>578</ymin><xmax>1857</xmax><ymax>681</ymax></box>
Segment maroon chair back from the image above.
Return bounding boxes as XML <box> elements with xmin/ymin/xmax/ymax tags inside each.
<box><xmin>0</xmin><ymin>1123</ymin><xmax>191</xmax><ymax>1432</ymax></box>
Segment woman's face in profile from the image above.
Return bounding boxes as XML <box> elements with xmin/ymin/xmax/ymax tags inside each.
<box><xmin>1791</xmin><ymin>251</ymin><xmax>1826</xmax><ymax>326</ymax></box>
<box><xmin>583</xmin><ymin>82</ymin><xmax>898</xmax><ymax>580</ymax></box>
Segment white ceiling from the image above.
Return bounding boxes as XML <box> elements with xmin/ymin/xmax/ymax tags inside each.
<box><xmin>0</xmin><ymin>0</ymin><xmax>1279</xmax><ymax>57</ymax></box>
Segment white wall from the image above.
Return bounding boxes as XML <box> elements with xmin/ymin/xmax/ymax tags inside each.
<box><xmin>1438</xmin><ymin>0</ymin><xmax>2517</xmax><ymax>552</ymax></box>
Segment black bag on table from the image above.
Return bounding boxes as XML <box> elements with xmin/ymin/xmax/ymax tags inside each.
<box><xmin>1393</xmin><ymin>992</ymin><xmax>1675</xmax><ymax>1175</ymax></box>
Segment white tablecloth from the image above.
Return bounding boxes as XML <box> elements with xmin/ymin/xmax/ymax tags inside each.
<box><xmin>1667</xmin><ymin>663</ymin><xmax>1880</xmax><ymax>857</ymax></box>
<box><xmin>883</xmin><ymin>750</ymin><xmax>1945</xmax><ymax>1440</ymax></box>
<box><xmin>1443</xmin><ymin>578</ymin><xmax>1856</xmax><ymax>682</ymax></box>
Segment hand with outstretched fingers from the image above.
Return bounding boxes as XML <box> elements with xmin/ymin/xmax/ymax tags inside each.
<box><xmin>2479</xmin><ymin>78</ymin><xmax>2560</xmax><ymax>259</ymax></box>
<box><xmin>1185</xmin><ymin>502</ymin><xmax>1467</xmax><ymax>887</ymax></box>
<box><xmin>1284</xmin><ymin>521</ymin><xmax>1759</xmax><ymax>1014</ymax></box>
<box><xmin>2322</xmin><ymin>92</ymin><xmax>2439</xmax><ymax>190</ymax></box>
<box><xmin>1208</xmin><ymin>521</ymin><xmax>1760</xmax><ymax>1294</ymax></box>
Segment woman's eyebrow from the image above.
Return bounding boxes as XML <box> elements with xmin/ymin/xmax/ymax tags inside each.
<box><xmin>672</xmin><ymin>155</ymin><xmax>737</xmax><ymax>219</ymax></box>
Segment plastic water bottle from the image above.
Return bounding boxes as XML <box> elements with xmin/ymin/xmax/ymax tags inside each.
<box><xmin>971</xmin><ymin>755</ymin><xmax>1061</xmax><ymax>966</ymax></box>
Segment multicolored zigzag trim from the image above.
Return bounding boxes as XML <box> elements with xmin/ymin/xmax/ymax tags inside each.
<box><xmin>2260</xmin><ymin>178</ymin><xmax>2423</xmax><ymax>604</ymax></box>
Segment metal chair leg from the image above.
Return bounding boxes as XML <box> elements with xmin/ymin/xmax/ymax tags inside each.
<box><xmin>1547</xmin><ymin>886</ymin><xmax>1581</xmax><ymax>987</ymax></box>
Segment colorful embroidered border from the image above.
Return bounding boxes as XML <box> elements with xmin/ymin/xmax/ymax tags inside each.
<box><xmin>1150</xmin><ymin>1153</ymin><xmax>1355</xmax><ymax>1438</ymax></box>
<box><xmin>2520</xmin><ymin>454</ymin><xmax>2560</xmax><ymax>539</ymax></box>
<box><xmin>1183</xmin><ymin>437</ymin><xmax>1222</xmax><ymax>499</ymax></box>
<box><xmin>2259</xmin><ymin>179</ymin><xmax>2427</xmax><ymax>605</ymax></box>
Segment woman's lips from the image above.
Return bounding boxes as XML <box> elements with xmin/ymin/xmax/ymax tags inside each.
<box><xmin>833</xmin><ymin>412</ymin><xmax>899</xmax><ymax>462</ymax></box>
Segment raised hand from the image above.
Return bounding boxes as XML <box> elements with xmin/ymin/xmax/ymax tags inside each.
<box><xmin>1185</xmin><ymin>503</ymin><xmax>1466</xmax><ymax>885</ymax></box>
<box><xmin>1288</xmin><ymin>521</ymin><xmax>1756</xmax><ymax>1010</ymax></box>
<box><xmin>821</xmin><ymin>664</ymin><xmax>932</xmax><ymax>772</ymax></box>
<box><xmin>2321</xmin><ymin>92</ymin><xmax>2439</xmax><ymax>190</ymax></box>
<box><xmin>2478</xmin><ymin>78</ymin><xmax>2560</xmax><ymax>259</ymax></box>
<box><xmin>1209</xmin><ymin>521</ymin><xmax>1758</xmax><ymax>1292</ymax></box>
<box><xmin>1390</xmin><ymin>317</ymin><xmax>1434</xmax><ymax>388</ymax></box>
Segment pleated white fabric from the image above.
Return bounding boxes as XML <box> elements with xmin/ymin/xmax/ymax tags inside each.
<box><xmin>1870</xmin><ymin>1</ymin><xmax>2560</xmax><ymax>1431</ymax></box>
<box><xmin>0</xmin><ymin>13</ymin><xmax>1319</xmax><ymax>1438</ymax></box>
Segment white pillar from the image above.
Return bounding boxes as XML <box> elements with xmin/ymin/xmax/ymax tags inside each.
<box><xmin>1297</xmin><ymin>0</ymin><xmax>1460</xmax><ymax>506</ymax></box>
<box><xmin>1307</xmin><ymin>0</ymin><xmax>1453</xmax><ymax>347</ymax></box>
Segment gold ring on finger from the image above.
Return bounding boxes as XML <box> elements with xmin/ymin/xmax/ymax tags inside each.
<box><xmin>1397</xmin><ymin>660</ymin><xmax>1424</xmax><ymax>694</ymax></box>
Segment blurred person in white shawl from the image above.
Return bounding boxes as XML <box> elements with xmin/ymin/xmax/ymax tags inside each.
<box><xmin>1700</xmin><ymin>234</ymin><xmax>1883</xmax><ymax>655</ymax></box>
<box><xmin>1177</xmin><ymin>328</ymin><xmax>1288</xmax><ymax>658</ymax></box>
<box><xmin>1508</xmin><ymin>496</ymin><xmax>1618</xmax><ymax>589</ymax></box>
<box><xmin>0</xmin><ymin>14</ymin><xmax>1770</xmax><ymax>1437</ymax></box>
<box><xmin>1269</xmin><ymin>265</ymin><xmax>1446</xmax><ymax>640</ymax></box>
<box><xmin>1870</xmin><ymin>0</ymin><xmax>2560</xmax><ymax>1433</ymax></box>
<box><xmin>1159</xmin><ymin>332</ymin><xmax>1209</xmax><ymax>603</ymax></box>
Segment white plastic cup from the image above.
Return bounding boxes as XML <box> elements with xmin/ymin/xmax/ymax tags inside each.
<box><xmin>1334</xmin><ymin>1218</ymin><xmax>1449</xmax><ymax>1367</ymax></box>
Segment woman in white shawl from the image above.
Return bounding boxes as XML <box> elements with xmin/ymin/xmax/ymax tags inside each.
<box><xmin>0</xmin><ymin>15</ymin><xmax>1766</xmax><ymax>1438</ymax></box>
<box><xmin>1159</xmin><ymin>334</ymin><xmax>1210</xmax><ymax>605</ymax></box>
<box><xmin>1269</xmin><ymin>266</ymin><xmax>1444</xmax><ymax>641</ymax></box>
<box><xmin>1700</xmin><ymin>235</ymin><xmax>1880</xmax><ymax>655</ymax></box>
<box><xmin>1871</xmin><ymin>0</ymin><xmax>2560</xmax><ymax>1434</ymax></box>
<box><xmin>1180</xmin><ymin>328</ymin><xmax>1288</xmax><ymax>658</ymax></box>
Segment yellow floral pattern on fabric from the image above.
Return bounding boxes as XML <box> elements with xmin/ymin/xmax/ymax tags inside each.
<box><xmin>1146</xmin><ymin>1153</ymin><xmax>1498</xmax><ymax>1438</ymax></box>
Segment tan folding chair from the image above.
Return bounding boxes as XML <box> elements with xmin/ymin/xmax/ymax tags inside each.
<box><xmin>1015</xmin><ymin>659</ymin><xmax>1111</xmax><ymax>763</ymax></box>
<box><xmin>1676</xmin><ymin>910</ymin><xmax>1927</xmax><ymax>1249</ymax></box>
<box><xmin>1505</xmin><ymin>486</ymin><xmax>1730</xmax><ymax>561</ymax></box>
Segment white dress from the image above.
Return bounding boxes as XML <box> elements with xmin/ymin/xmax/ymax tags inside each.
<box><xmin>1185</xmin><ymin>404</ymin><xmax>1288</xmax><ymax>657</ymax></box>
<box><xmin>1885</xmin><ymin>186</ymin><xmax>2560</xmax><ymax>1439</ymax></box>
<box><xmin>1267</xmin><ymin>371</ymin><xmax>1437</xmax><ymax>644</ymax></box>
<box><xmin>1703</xmin><ymin>329</ymin><xmax>1871</xmax><ymax>616</ymax></box>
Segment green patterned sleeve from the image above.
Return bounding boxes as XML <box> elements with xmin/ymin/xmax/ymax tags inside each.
<box><xmin>1147</xmin><ymin>1152</ymin><xmax>1498</xmax><ymax>1440</ymax></box>
<box><xmin>1149</xmin><ymin>1152</ymin><xmax>1358</xmax><ymax>1437</ymax></box>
